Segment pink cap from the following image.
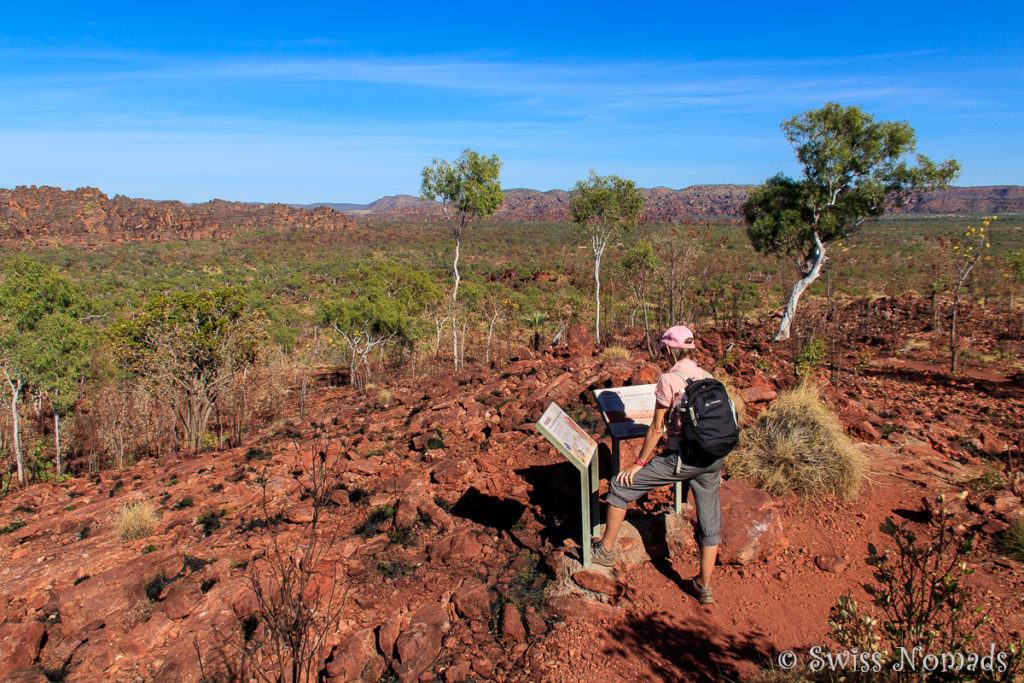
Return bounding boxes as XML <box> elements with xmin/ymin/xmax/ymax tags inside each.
<box><xmin>657</xmin><ymin>325</ymin><xmax>696</xmax><ymax>352</ymax></box>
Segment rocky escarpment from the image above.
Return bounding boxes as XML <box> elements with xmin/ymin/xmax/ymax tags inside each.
<box><xmin>0</xmin><ymin>185</ymin><xmax>356</xmax><ymax>245</ymax></box>
<box><xmin>335</xmin><ymin>185</ymin><xmax>1024</xmax><ymax>222</ymax></box>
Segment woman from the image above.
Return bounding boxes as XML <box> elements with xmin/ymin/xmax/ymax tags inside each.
<box><xmin>593</xmin><ymin>325</ymin><xmax>722</xmax><ymax>605</ymax></box>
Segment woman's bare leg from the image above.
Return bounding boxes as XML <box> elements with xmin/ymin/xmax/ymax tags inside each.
<box><xmin>600</xmin><ymin>505</ymin><xmax>627</xmax><ymax>551</ymax></box>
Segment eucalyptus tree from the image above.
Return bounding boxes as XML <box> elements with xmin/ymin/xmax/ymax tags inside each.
<box><xmin>569</xmin><ymin>171</ymin><xmax>644</xmax><ymax>343</ymax></box>
<box><xmin>743</xmin><ymin>103</ymin><xmax>959</xmax><ymax>341</ymax></box>
<box><xmin>421</xmin><ymin>149</ymin><xmax>503</xmax><ymax>367</ymax></box>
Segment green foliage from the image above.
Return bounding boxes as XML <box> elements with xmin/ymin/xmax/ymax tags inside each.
<box><xmin>569</xmin><ymin>171</ymin><xmax>644</xmax><ymax>341</ymax></box>
<box><xmin>420</xmin><ymin>148</ymin><xmax>504</xmax><ymax>230</ymax></box>
<box><xmin>1008</xmin><ymin>248</ymin><xmax>1024</xmax><ymax>288</ymax></box>
<box><xmin>744</xmin><ymin>103</ymin><xmax>959</xmax><ymax>340</ymax></box>
<box><xmin>795</xmin><ymin>337</ymin><xmax>827</xmax><ymax>380</ymax></box>
<box><xmin>356</xmin><ymin>504</ymin><xmax>395</xmax><ymax>537</ymax></box>
<box><xmin>196</xmin><ymin>508</ymin><xmax>224</xmax><ymax>537</ymax></box>
<box><xmin>318</xmin><ymin>260</ymin><xmax>441</xmax><ymax>345</ymax></box>
<box><xmin>0</xmin><ymin>519</ymin><xmax>26</xmax><ymax>534</ymax></box>
<box><xmin>569</xmin><ymin>171</ymin><xmax>644</xmax><ymax>245</ymax></box>
<box><xmin>109</xmin><ymin>287</ymin><xmax>268</xmax><ymax>451</ymax></box>
<box><xmin>745</xmin><ymin>103</ymin><xmax>959</xmax><ymax>262</ymax></box>
<box><xmin>829</xmin><ymin>507</ymin><xmax>1024</xmax><ymax>681</ymax></box>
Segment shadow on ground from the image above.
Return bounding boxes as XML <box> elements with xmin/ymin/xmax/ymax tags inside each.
<box><xmin>605</xmin><ymin>613</ymin><xmax>777</xmax><ymax>682</ymax></box>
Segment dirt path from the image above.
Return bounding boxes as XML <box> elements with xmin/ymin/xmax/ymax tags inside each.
<box><xmin>531</xmin><ymin>443</ymin><xmax>1024</xmax><ymax>682</ymax></box>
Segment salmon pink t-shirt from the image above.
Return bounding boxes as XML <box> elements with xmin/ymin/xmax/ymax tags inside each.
<box><xmin>654</xmin><ymin>359</ymin><xmax>712</xmax><ymax>437</ymax></box>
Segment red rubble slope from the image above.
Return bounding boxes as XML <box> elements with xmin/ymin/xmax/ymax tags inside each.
<box><xmin>0</xmin><ymin>316</ymin><xmax>1022</xmax><ymax>682</ymax></box>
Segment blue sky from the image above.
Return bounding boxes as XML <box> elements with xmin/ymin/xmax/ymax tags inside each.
<box><xmin>1</xmin><ymin>1</ymin><xmax>1021</xmax><ymax>204</ymax></box>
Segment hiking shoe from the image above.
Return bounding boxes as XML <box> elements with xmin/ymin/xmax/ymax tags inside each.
<box><xmin>591</xmin><ymin>539</ymin><xmax>616</xmax><ymax>567</ymax></box>
<box><xmin>690</xmin><ymin>578</ymin><xmax>714</xmax><ymax>604</ymax></box>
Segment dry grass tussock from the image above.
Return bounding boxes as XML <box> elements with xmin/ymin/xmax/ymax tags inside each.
<box><xmin>118</xmin><ymin>500</ymin><xmax>158</xmax><ymax>541</ymax></box>
<box><xmin>599</xmin><ymin>346</ymin><xmax>632</xmax><ymax>360</ymax></box>
<box><xmin>728</xmin><ymin>383</ymin><xmax>865</xmax><ymax>501</ymax></box>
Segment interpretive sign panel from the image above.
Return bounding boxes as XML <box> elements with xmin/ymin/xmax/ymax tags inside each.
<box><xmin>535</xmin><ymin>402</ymin><xmax>600</xmax><ymax>567</ymax></box>
<box><xmin>593</xmin><ymin>384</ymin><xmax>657</xmax><ymax>440</ymax></box>
<box><xmin>535</xmin><ymin>402</ymin><xmax>597</xmax><ymax>471</ymax></box>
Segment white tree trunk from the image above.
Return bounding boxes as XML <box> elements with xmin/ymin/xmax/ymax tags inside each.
<box><xmin>54</xmin><ymin>413</ymin><xmax>62</xmax><ymax>478</ymax></box>
<box><xmin>775</xmin><ymin>233</ymin><xmax>827</xmax><ymax>342</ymax></box>
<box><xmin>5</xmin><ymin>373</ymin><xmax>23</xmax><ymax>486</ymax></box>
<box><xmin>452</xmin><ymin>235</ymin><xmax>462</xmax><ymax>302</ymax></box>
<box><xmin>593</xmin><ymin>250</ymin><xmax>603</xmax><ymax>344</ymax></box>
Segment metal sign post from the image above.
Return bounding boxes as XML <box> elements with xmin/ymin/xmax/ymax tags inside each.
<box><xmin>534</xmin><ymin>402</ymin><xmax>600</xmax><ymax>567</ymax></box>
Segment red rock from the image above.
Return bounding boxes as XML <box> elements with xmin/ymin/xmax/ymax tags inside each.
<box><xmin>161</xmin><ymin>579</ymin><xmax>203</xmax><ymax>620</ymax></box>
<box><xmin>545</xmin><ymin>595</ymin><xmax>624</xmax><ymax>621</ymax></box>
<box><xmin>572</xmin><ymin>569</ymin><xmax>625</xmax><ymax>597</ymax></box>
<box><xmin>852</xmin><ymin>420</ymin><xmax>879</xmax><ymax>441</ymax></box>
<box><xmin>524</xmin><ymin>610</ymin><xmax>548</xmax><ymax>637</ymax></box>
<box><xmin>993</xmin><ymin>492</ymin><xmax>1020</xmax><ymax>514</ymax></box>
<box><xmin>0</xmin><ymin>621</ymin><xmax>45</xmax><ymax>679</ymax></box>
<box><xmin>983</xmin><ymin>519</ymin><xmax>1009</xmax><ymax>535</ymax></box>
<box><xmin>378</xmin><ymin>615</ymin><xmax>404</xmax><ymax>662</ymax></box>
<box><xmin>452</xmin><ymin>580</ymin><xmax>491</xmax><ymax>619</ymax></box>
<box><xmin>428</xmin><ymin>531</ymin><xmax>483</xmax><ymax>565</ymax></box>
<box><xmin>432</xmin><ymin>458</ymin><xmax>473</xmax><ymax>486</ymax></box>
<box><xmin>741</xmin><ymin>387</ymin><xmax>778</xmax><ymax>404</ymax></box>
<box><xmin>286</xmin><ymin>502</ymin><xmax>315</xmax><ymax>523</ymax></box>
<box><xmin>394</xmin><ymin>493</ymin><xmax>419</xmax><ymax>530</ymax></box>
<box><xmin>445</xmin><ymin>661</ymin><xmax>472</xmax><ymax>682</ymax></box>
<box><xmin>814</xmin><ymin>554</ymin><xmax>850</xmax><ymax>573</ymax></box>
<box><xmin>708</xmin><ymin>479</ymin><xmax>788</xmax><ymax>565</ymax></box>
<box><xmin>501</xmin><ymin>603</ymin><xmax>527</xmax><ymax>643</ymax></box>
<box><xmin>394</xmin><ymin>601</ymin><xmax>451</xmax><ymax>682</ymax></box>
<box><xmin>978</xmin><ymin>428</ymin><xmax>1007</xmax><ymax>456</ymax></box>
<box><xmin>629</xmin><ymin>364</ymin><xmax>661</xmax><ymax>386</ymax></box>
<box><xmin>471</xmin><ymin>657</ymin><xmax>495</xmax><ymax>679</ymax></box>
<box><xmin>326</xmin><ymin>628</ymin><xmax>384</xmax><ymax>683</ymax></box>
<box><xmin>417</xmin><ymin>498</ymin><xmax>455</xmax><ymax>532</ymax></box>
<box><xmin>4</xmin><ymin>668</ymin><xmax>48</xmax><ymax>682</ymax></box>
<box><xmin>565</xmin><ymin>325</ymin><xmax>595</xmax><ymax>357</ymax></box>
<box><xmin>902</xmin><ymin>442</ymin><xmax>942</xmax><ymax>459</ymax></box>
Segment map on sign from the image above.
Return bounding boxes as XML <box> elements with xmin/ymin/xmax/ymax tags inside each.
<box><xmin>535</xmin><ymin>402</ymin><xmax>597</xmax><ymax>470</ymax></box>
<box><xmin>593</xmin><ymin>384</ymin><xmax>657</xmax><ymax>440</ymax></box>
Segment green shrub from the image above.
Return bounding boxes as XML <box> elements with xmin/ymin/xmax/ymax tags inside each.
<box><xmin>356</xmin><ymin>505</ymin><xmax>395</xmax><ymax>537</ymax></box>
<box><xmin>829</xmin><ymin>505</ymin><xmax>1024</xmax><ymax>680</ymax></box>
<box><xmin>795</xmin><ymin>337</ymin><xmax>826</xmax><ymax>380</ymax></box>
<box><xmin>728</xmin><ymin>384</ymin><xmax>865</xmax><ymax>501</ymax></box>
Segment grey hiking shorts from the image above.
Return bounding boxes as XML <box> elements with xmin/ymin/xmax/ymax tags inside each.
<box><xmin>606</xmin><ymin>449</ymin><xmax>723</xmax><ymax>547</ymax></box>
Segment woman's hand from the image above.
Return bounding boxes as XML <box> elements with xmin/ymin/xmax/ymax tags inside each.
<box><xmin>615</xmin><ymin>463</ymin><xmax>645</xmax><ymax>487</ymax></box>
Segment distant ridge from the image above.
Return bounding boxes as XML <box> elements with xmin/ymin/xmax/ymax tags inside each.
<box><xmin>0</xmin><ymin>185</ymin><xmax>356</xmax><ymax>245</ymax></box>
<box><xmin>300</xmin><ymin>185</ymin><xmax>1024</xmax><ymax>221</ymax></box>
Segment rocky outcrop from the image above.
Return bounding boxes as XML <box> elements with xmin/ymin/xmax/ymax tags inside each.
<box><xmin>327</xmin><ymin>185</ymin><xmax>1024</xmax><ymax>221</ymax></box>
<box><xmin>0</xmin><ymin>185</ymin><xmax>356</xmax><ymax>245</ymax></box>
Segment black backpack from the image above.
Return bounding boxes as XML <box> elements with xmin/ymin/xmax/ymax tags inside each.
<box><xmin>669</xmin><ymin>372</ymin><xmax>739</xmax><ymax>459</ymax></box>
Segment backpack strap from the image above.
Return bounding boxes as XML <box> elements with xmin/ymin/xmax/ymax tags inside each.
<box><xmin>670</xmin><ymin>369</ymin><xmax>705</xmax><ymax>386</ymax></box>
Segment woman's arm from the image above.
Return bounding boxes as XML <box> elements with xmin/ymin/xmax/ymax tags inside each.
<box><xmin>615</xmin><ymin>404</ymin><xmax>668</xmax><ymax>486</ymax></box>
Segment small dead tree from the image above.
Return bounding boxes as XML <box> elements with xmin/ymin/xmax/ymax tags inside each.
<box><xmin>241</xmin><ymin>427</ymin><xmax>348</xmax><ymax>682</ymax></box>
<box><xmin>947</xmin><ymin>217</ymin><xmax>994</xmax><ymax>374</ymax></box>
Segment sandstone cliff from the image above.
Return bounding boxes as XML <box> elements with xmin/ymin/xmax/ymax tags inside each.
<box><xmin>0</xmin><ymin>186</ymin><xmax>356</xmax><ymax>245</ymax></box>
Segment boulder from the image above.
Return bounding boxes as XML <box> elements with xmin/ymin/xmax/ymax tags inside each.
<box><xmin>709</xmin><ymin>478</ymin><xmax>788</xmax><ymax>565</ymax></box>
<box><xmin>565</xmin><ymin>324</ymin><xmax>596</xmax><ymax>357</ymax></box>
<box><xmin>428</xmin><ymin>530</ymin><xmax>484</xmax><ymax>565</ymax></box>
<box><xmin>452</xmin><ymin>579</ymin><xmax>491</xmax><ymax>620</ymax></box>
<box><xmin>393</xmin><ymin>601</ymin><xmax>451</xmax><ymax>682</ymax></box>
<box><xmin>545</xmin><ymin>595</ymin><xmax>623</xmax><ymax>621</ymax></box>
<box><xmin>325</xmin><ymin>628</ymin><xmax>385</xmax><ymax>683</ymax></box>
<box><xmin>572</xmin><ymin>568</ymin><xmax>625</xmax><ymax>597</ymax></box>
<box><xmin>501</xmin><ymin>603</ymin><xmax>527</xmax><ymax>643</ymax></box>
<box><xmin>0</xmin><ymin>621</ymin><xmax>46</xmax><ymax>679</ymax></box>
